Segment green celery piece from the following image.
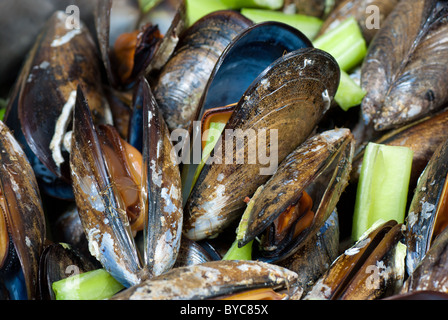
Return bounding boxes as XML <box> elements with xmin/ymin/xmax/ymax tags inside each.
<box><xmin>334</xmin><ymin>70</ymin><xmax>366</xmax><ymax>111</ymax></box>
<box><xmin>240</xmin><ymin>8</ymin><xmax>323</xmax><ymax>40</ymax></box>
<box><xmin>222</xmin><ymin>186</ymin><xmax>265</xmax><ymax>260</ymax></box>
<box><xmin>186</xmin><ymin>0</ymin><xmax>228</xmax><ymax>27</ymax></box>
<box><xmin>352</xmin><ymin>143</ymin><xmax>413</xmax><ymax>241</ymax></box>
<box><xmin>189</xmin><ymin>121</ymin><xmax>227</xmax><ymax>195</ymax></box>
<box><xmin>313</xmin><ymin>17</ymin><xmax>367</xmax><ymax>72</ymax></box>
<box><xmin>52</xmin><ymin>269</ymin><xmax>125</xmax><ymax>300</ymax></box>
<box><xmin>222</xmin><ymin>239</ymin><xmax>253</xmax><ymax>260</ymax></box>
<box><xmin>220</xmin><ymin>0</ymin><xmax>284</xmax><ymax>10</ymax></box>
<box><xmin>138</xmin><ymin>0</ymin><xmax>160</xmax><ymax>13</ymax></box>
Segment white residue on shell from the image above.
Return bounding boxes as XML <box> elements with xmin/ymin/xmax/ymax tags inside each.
<box><xmin>150</xmin><ymin>160</ymin><xmax>162</xmax><ymax>188</ymax></box>
<box><xmin>50</xmin><ymin>90</ymin><xmax>77</xmax><ymax>168</ymax></box>
<box><xmin>51</xmin><ymin>28</ymin><xmax>82</xmax><ymax>47</ymax></box>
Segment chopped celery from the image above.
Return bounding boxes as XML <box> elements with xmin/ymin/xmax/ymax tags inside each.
<box><xmin>240</xmin><ymin>8</ymin><xmax>323</xmax><ymax>40</ymax></box>
<box><xmin>352</xmin><ymin>143</ymin><xmax>413</xmax><ymax>241</ymax></box>
<box><xmin>220</xmin><ymin>0</ymin><xmax>284</xmax><ymax>10</ymax></box>
<box><xmin>222</xmin><ymin>187</ymin><xmax>264</xmax><ymax>260</ymax></box>
<box><xmin>52</xmin><ymin>269</ymin><xmax>124</xmax><ymax>300</ymax></box>
<box><xmin>186</xmin><ymin>0</ymin><xmax>228</xmax><ymax>27</ymax></box>
<box><xmin>313</xmin><ymin>17</ymin><xmax>367</xmax><ymax>72</ymax></box>
<box><xmin>334</xmin><ymin>70</ymin><xmax>366</xmax><ymax>111</ymax></box>
<box><xmin>138</xmin><ymin>0</ymin><xmax>159</xmax><ymax>13</ymax></box>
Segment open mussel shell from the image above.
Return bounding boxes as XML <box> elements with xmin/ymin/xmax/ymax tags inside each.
<box><xmin>401</xmin><ymin>226</ymin><xmax>448</xmax><ymax>295</ymax></box>
<box><xmin>181</xmin><ymin>21</ymin><xmax>313</xmax><ymax>200</ymax></box>
<box><xmin>361</xmin><ymin>0</ymin><xmax>448</xmax><ymax>131</ymax></box>
<box><xmin>70</xmin><ymin>85</ymin><xmax>142</xmax><ymax>287</ymax></box>
<box><xmin>38</xmin><ymin>243</ymin><xmax>98</xmax><ymax>300</ymax></box>
<box><xmin>316</xmin><ymin>0</ymin><xmax>399</xmax><ymax>43</ymax></box>
<box><xmin>0</xmin><ymin>120</ymin><xmax>46</xmax><ymax>300</ymax></box>
<box><xmin>405</xmin><ymin>134</ymin><xmax>448</xmax><ymax>275</ymax></box>
<box><xmin>183</xmin><ymin>48</ymin><xmax>340</xmax><ymax>242</ymax></box>
<box><xmin>238</xmin><ymin>128</ymin><xmax>354</xmax><ymax>262</ymax></box>
<box><xmin>305</xmin><ymin>220</ymin><xmax>406</xmax><ymax>300</ymax></box>
<box><xmin>110</xmin><ymin>260</ymin><xmax>297</xmax><ymax>300</ymax></box>
<box><xmin>70</xmin><ymin>78</ymin><xmax>182</xmax><ymax>287</ymax></box>
<box><xmin>280</xmin><ymin>209</ymin><xmax>340</xmax><ymax>299</ymax></box>
<box><xmin>153</xmin><ymin>10</ymin><xmax>252</xmax><ymax>130</ymax></box>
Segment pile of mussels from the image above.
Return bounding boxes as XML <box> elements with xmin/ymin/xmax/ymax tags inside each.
<box><xmin>1</xmin><ymin>0</ymin><xmax>448</xmax><ymax>300</ymax></box>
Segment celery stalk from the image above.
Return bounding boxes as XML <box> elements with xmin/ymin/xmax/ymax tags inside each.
<box><xmin>52</xmin><ymin>269</ymin><xmax>124</xmax><ymax>300</ymax></box>
<box><xmin>220</xmin><ymin>0</ymin><xmax>284</xmax><ymax>10</ymax></box>
<box><xmin>352</xmin><ymin>143</ymin><xmax>413</xmax><ymax>241</ymax></box>
<box><xmin>335</xmin><ymin>70</ymin><xmax>366</xmax><ymax>111</ymax></box>
<box><xmin>186</xmin><ymin>0</ymin><xmax>228</xmax><ymax>27</ymax></box>
<box><xmin>313</xmin><ymin>17</ymin><xmax>367</xmax><ymax>72</ymax></box>
<box><xmin>222</xmin><ymin>186</ymin><xmax>264</xmax><ymax>260</ymax></box>
<box><xmin>240</xmin><ymin>8</ymin><xmax>323</xmax><ymax>40</ymax></box>
<box><xmin>138</xmin><ymin>0</ymin><xmax>160</xmax><ymax>13</ymax></box>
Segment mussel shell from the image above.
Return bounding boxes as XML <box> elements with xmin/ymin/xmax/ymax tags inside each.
<box><xmin>195</xmin><ymin>21</ymin><xmax>313</xmax><ymax>120</ymax></box>
<box><xmin>139</xmin><ymin>0</ymin><xmax>188</xmax><ymax>75</ymax></box>
<box><xmin>305</xmin><ymin>220</ymin><xmax>406</xmax><ymax>300</ymax></box>
<box><xmin>405</xmin><ymin>134</ymin><xmax>448</xmax><ymax>275</ymax></box>
<box><xmin>181</xmin><ymin>21</ymin><xmax>314</xmax><ymax>201</ymax></box>
<box><xmin>238</xmin><ymin>128</ymin><xmax>354</xmax><ymax>262</ymax></box>
<box><xmin>279</xmin><ymin>209</ymin><xmax>340</xmax><ymax>299</ymax></box>
<box><xmin>70</xmin><ymin>86</ymin><xmax>143</xmax><ymax>288</ymax></box>
<box><xmin>139</xmin><ymin>77</ymin><xmax>183</xmax><ymax>277</ymax></box>
<box><xmin>402</xmin><ymin>225</ymin><xmax>448</xmax><ymax>294</ymax></box>
<box><xmin>153</xmin><ymin>10</ymin><xmax>252</xmax><ymax>130</ymax></box>
<box><xmin>0</xmin><ymin>120</ymin><xmax>46</xmax><ymax>300</ymax></box>
<box><xmin>361</xmin><ymin>0</ymin><xmax>448</xmax><ymax>130</ymax></box>
<box><xmin>17</xmin><ymin>11</ymin><xmax>109</xmax><ymax>181</ymax></box>
<box><xmin>110</xmin><ymin>260</ymin><xmax>298</xmax><ymax>300</ymax></box>
<box><xmin>184</xmin><ymin>48</ymin><xmax>340</xmax><ymax>242</ymax></box>
<box><xmin>38</xmin><ymin>243</ymin><xmax>98</xmax><ymax>300</ymax></box>
<box><xmin>283</xmin><ymin>0</ymin><xmax>341</xmax><ymax>19</ymax></box>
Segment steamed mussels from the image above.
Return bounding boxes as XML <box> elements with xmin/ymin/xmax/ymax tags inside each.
<box><xmin>3</xmin><ymin>0</ymin><xmax>448</xmax><ymax>302</ymax></box>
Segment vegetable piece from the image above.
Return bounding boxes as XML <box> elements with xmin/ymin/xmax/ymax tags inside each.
<box><xmin>186</xmin><ymin>0</ymin><xmax>228</xmax><ymax>27</ymax></box>
<box><xmin>352</xmin><ymin>143</ymin><xmax>413</xmax><ymax>241</ymax></box>
<box><xmin>240</xmin><ymin>8</ymin><xmax>322</xmax><ymax>39</ymax></box>
<box><xmin>334</xmin><ymin>70</ymin><xmax>366</xmax><ymax>111</ymax></box>
<box><xmin>52</xmin><ymin>269</ymin><xmax>125</xmax><ymax>300</ymax></box>
<box><xmin>220</xmin><ymin>0</ymin><xmax>284</xmax><ymax>10</ymax></box>
<box><xmin>313</xmin><ymin>17</ymin><xmax>367</xmax><ymax>72</ymax></box>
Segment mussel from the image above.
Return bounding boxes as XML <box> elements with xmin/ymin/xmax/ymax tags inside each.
<box><xmin>184</xmin><ymin>47</ymin><xmax>340</xmax><ymax>242</ymax></box>
<box><xmin>361</xmin><ymin>0</ymin><xmax>448</xmax><ymax>130</ymax></box>
<box><xmin>0</xmin><ymin>120</ymin><xmax>46</xmax><ymax>300</ymax></box>
<box><xmin>405</xmin><ymin>134</ymin><xmax>448</xmax><ymax>275</ymax></box>
<box><xmin>237</xmin><ymin>128</ymin><xmax>354</xmax><ymax>263</ymax></box>
<box><xmin>110</xmin><ymin>260</ymin><xmax>298</xmax><ymax>300</ymax></box>
<box><xmin>305</xmin><ymin>220</ymin><xmax>406</xmax><ymax>300</ymax></box>
<box><xmin>70</xmin><ymin>78</ymin><xmax>182</xmax><ymax>287</ymax></box>
<box><xmin>4</xmin><ymin>10</ymin><xmax>111</xmax><ymax>199</ymax></box>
